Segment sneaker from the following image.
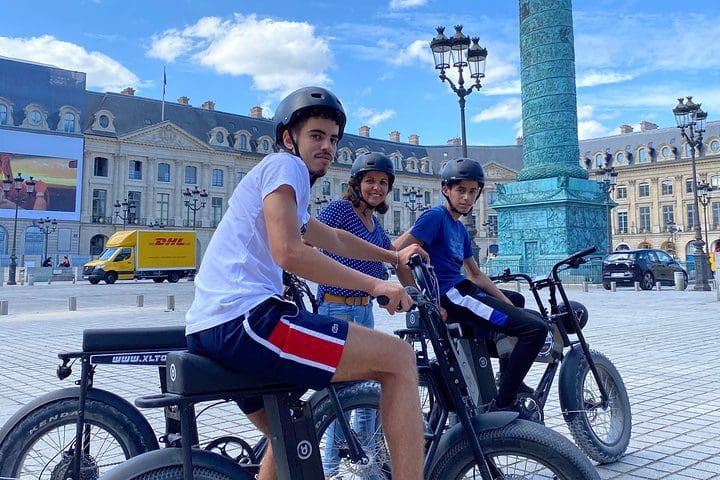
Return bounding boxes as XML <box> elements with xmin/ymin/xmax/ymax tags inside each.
<box><xmin>495</xmin><ymin>373</ymin><xmax>535</xmax><ymax>399</ymax></box>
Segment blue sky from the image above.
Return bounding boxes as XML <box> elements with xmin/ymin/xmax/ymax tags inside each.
<box><xmin>1</xmin><ymin>0</ymin><xmax>718</xmax><ymax>146</ymax></box>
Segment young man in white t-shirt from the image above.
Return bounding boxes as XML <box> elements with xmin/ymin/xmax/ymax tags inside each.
<box><xmin>185</xmin><ymin>87</ymin><xmax>424</xmax><ymax>480</ymax></box>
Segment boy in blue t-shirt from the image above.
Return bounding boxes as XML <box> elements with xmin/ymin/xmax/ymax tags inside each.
<box><xmin>394</xmin><ymin>157</ymin><xmax>547</xmax><ymax>414</ymax></box>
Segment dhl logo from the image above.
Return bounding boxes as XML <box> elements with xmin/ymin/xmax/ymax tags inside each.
<box><xmin>153</xmin><ymin>238</ymin><xmax>190</xmax><ymax>246</ymax></box>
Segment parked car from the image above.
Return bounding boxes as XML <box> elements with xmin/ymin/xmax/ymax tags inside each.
<box><xmin>602</xmin><ymin>249</ymin><xmax>688</xmax><ymax>290</ymax></box>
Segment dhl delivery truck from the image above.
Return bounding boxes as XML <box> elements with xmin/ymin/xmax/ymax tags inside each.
<box><xmin>83</xmin><ymin>230</ymin><xmax>196</xmax><ymax>284</ymax></box>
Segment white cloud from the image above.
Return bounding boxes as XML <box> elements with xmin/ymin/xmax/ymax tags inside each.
<box><xmin>0</xmin><ymin>35</ymin><xmax>139</xmax><ymax>92</ymax></box>
<box><xmin>472</xmin><ymin>98</ymin><xmax>522</xmax><ymax>122</ymax></box>
<box><xmin>389</xmin><ymin>39</ymin><xmax>429</xmax><ymax>66</ymax></box>
<box><xmin>576</xmin><ymin>71</ymin><xmax>636</xmax><ymax>88</ymax></box>
<box><xmin>389</xmin><ymin>0</ymin><xmax>427</xmax><ymax>10</ymax></box>
<box><xmin>356</xmin><ymin>107</ymin><xmax>396</xmax><ymax>127</ymax></box>
<box><xmin>578</xmin><ymin>120</ymin><xmax>613</xmax><ymax>140</ymax></box>
<box><xmin>147</xmin><ymin>14</ymin><xmax>332</xmax><ymax>95</ymax></box>
<box><xmin>147</xmin><ymin>30</ymin><xmax>193</xmax><ymax>62</ymax></box>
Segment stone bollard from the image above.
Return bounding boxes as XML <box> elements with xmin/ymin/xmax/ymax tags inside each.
<box><xmin>611</xmin><ymin>281</ymin><xmax>616</xmax><ymax>292</ymax></box>
<box><xmin>27</xmin><ymin>273</ymin><xmax>34</xmax><ymax>286</ymax></box>
<box><xmin>0</xmin><ymin>300</ymin><xmax>7</xmax><ymax>315</ymax></box>
<box><xmin>166</xmin><ymin>295</ymin><xmax>175</xmax><ymax>311</ymax></box>
<box><xmin>673</xmin><ymin>272</ymin><xmax>685</xmax><ymax>291</ymax></box>
<box><xmin>582</xmin><ymin>281</ymin><xmax>588</xmax><ymax>292</ymax></box>
<box><xmin>137</xmin><ymin>295</ymin><xmax>144</xmax><ymax>307</ymax></box>
<box><xmin>716</xmin><ymin>280</ymin><xmax>720</xmax><ymax>302</ymax></box>
<box><xmin>515</xmin><ymin>280</ymin><xmax>521</xmax><ymax>293</ymax></box>
<box><xmin>634</xmin><ymin>281</ymin><xmax>640</xmax><ymax>291</ymax></box>
<box><xmin>656</xmin><ymin>281</ymin><xmax>662</xmax><ymax>291</ymax></box>
<box><xmin>69</xmin><ymin>297</ymin><xmax>77</xmax><ymax>311</ymax></box>
<box><xmin>47</xmin><ymin>276</ymin><xmax>52</xmax><ymax>285</ymax></box>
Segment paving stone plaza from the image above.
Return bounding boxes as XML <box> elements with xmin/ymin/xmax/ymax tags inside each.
<box><xmin>0</xmin><ymin>279</ymin><xmax>719</xmax><ymax>479</ymax></box>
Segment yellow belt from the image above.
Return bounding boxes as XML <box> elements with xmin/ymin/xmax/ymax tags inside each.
<box><xmin>323</xmin><ymin>293</ymin><xmax>371</xmax><ymax>306</ymax></box>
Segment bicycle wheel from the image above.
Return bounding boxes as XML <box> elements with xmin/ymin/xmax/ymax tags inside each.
<box><xmin>0</xmin><ymin>398</ymin><xmax>156</xmax><ymax>479</ymax></box>
<box><xmin>313</xmin><ymin>382</ymin><xmax>390</xmax><ymax>480</ymax></box>
<box><xmin>559</xmin><ymin>348</ymin><xmax>632</xmax><ymax>463</ymax></box>
<box><xmin>101</xmin><ymin>448</ymin><xmax>253</xmax><ymax>480</ymax></box>
<box><xmin>429</xmin><ymin>420</ymin><xmax>599</xmax><ymax>480</ymax></box>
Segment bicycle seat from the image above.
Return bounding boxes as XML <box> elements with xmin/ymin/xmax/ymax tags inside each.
<box><xmin>166</xmin><ymin>351</ymin><xmax>295</xmax><ymax>396</ymax></box>
<box><xmin>82</xmin><ymin>326</ymin><xmax>187</xmax><ymax>352</ymax></box>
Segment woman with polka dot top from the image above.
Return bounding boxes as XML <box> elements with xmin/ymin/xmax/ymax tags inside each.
<box><xmin>316</xmin><ymin>151</ymin><xmax>395</xmax><ymax>479</ymax></box>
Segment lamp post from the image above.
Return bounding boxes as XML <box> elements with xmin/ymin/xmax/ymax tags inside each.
<box><xmin>37</xmin><ymin>216</ymin><xmax>57</xmax><ymax>264</ymax></box>
<box><xmin>697</xmin><ymin>181</ymin><xmax>716</xmax><ymax>254</ymax></box>
<box><xmin>585</xmin><ymin>155</ymin><xmax>618</xmax><ymax>254</ymax></box>
<box><xmin>2</xmin><ymin>173</ymin><xmax>36</xmax><ymax>285</ymax></box>
<box><xmin>429</xmin><ymin>25</ymin><xmax>488</xmax><ymax>157</ymax></box>
<box><xmin>114</xmin><ymin>198</ymin><xmax>136</xmax><ymax>230</ymax></box>
<box><xmin>665</xmin><ymin>221</ymin><xmax>681</xmax><ymax>258</ymax></box>
<box><xmin>403</xmin><ymin>187</ymin><xmax>429</xmax><ymax>223</ymax></box>
<box><xmin>183</xmin><ymin>187</ymin><xmax>208</xmax><ymax>230</ymax></box>
<box><xmin>673</xmin><ymin>96</ymin><xmax>711</xmax><ymax>291</ymax></box>
<box><xmin>314</xmin><ymin>195</ymin><xmax>330</xmax><ymax>215</ymax></box>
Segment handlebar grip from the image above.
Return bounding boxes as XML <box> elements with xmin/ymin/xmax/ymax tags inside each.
<box><xmin>408</xmin><ymin>253</ymin><xmax>424</xmax><ymax>267</ymax></box>
<box><xmin>573</xmin><ymin>246</ymin><xmax>597</xmax><ymax>259</ymax></box>
<box><xmin>376</xmin><ymin>295</ymin><xmax>389</xmax><ymax>306</ymax></box>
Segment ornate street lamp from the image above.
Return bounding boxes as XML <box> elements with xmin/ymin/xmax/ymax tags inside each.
<box><xmin>584</xmin><ymin>155</ymin><xmax>618</xmax><ymax>253</ymax></box>
<box><xmin>37</xmin><ymin>216</ymin><xmax>57</xmax><ymax>264</ymax></box>
<box><xmin>114</xmin><ymin>198</ymin><xmax>137</xmax><ymax>230</ymax></box>
<box><xmin>2</xmin><ymin>173</ymin><xmax>36</xmax><ymax>285</ymax></box>
<box><xmin>673</xmin><ymin>96</ymin><xmax>711</xmax><ymax>290</ymax></box>
<box><xmin>183</xmin><ymin>187</ymin><xmax>208</xmax><ymax>230</ymax></box>
<box><xmin>697</xmin><ymin>181</ymin><xmax>717</xmax><ymax>258</ymax></box>
<box><xmin>665</xmin><ymin>221</ymin><xmax>681</xmax><ymax>258</ymax></box>
<box><xmin>429</xmin><ymin>25</ymin><xmax>487</xmax><ymax>157</ymax></box>
<box><xmin>403</xmin><ymin>187</ymin><xmax>429</xmax><ymax>223</ymax></box>
<box><xmin>314</xmin><ymin>195</ymin><xmax>330</xmax><ymax>215</ymax></box>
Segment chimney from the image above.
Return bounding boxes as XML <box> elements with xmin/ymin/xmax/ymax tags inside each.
<box><xmin>408</xmin><ymin>134</ymin><xmax>419</xmax><ymax>145</ymax></box>
<box><xmin>359</xmin><ymin>125</ymin><xmax>370</xmax><ymax>137</ymax></box>
<box><xmin>178</xmin><ymin>96</ymin><xmax>190</xmax><ymax>105</ymax></box>
<box><xmin>250</xmin><ymin>106</ymin><xmax>263</xmax><ymax>118</ymax></box>
<box><xmin>516</xmin><ymin>136</ymin><xmax>523</xmax><ymax>145</ymax></box>
<box><xmin>389</xmin><ymin>130</ymin><xmax>400</xmax><ymax>142</ymax></box>
<box><xmin>120</xmin><ymin>87</ymin><xmax>135</xmax><ymax>96</ymax></box>
<box><xmin>640</xmin><ymin>120</ymin><xmax>658</xmax><ymax>131</ymax></box>
<box><xmin>447</xmin><ymin>137</ymin><xmax>461</xmax><ymax>146</ymax></box>
<box><xmin>619</xmin><ymin>124</ymin><xmax>634</xmax><ymax>134</ymax></box>
<box><xmin>201</xmin><ymin>100</ymin><xmax>216</xmax><ymax>111</ymax></box>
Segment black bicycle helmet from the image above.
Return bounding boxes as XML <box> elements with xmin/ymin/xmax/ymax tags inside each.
<box><xmin>440</xmin><ymin>157</ymin><xmax>485</xmax><ymax>189</ymax></box>
<box><xmin>557</xmin><ymin>300</ymin><xmax>588</xmax><ymax>334</ymax></box>
<box><xmin>273</xmin><ymin>86</ymin><xmax>347</xmax><ymax>148</ymax></box>
<box><xmin>351</xmin><ymin>152</ymin><xmax>395</xmax><ymax>187</ymax></box>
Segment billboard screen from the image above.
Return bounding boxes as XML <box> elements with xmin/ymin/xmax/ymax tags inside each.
<box><xmin>0</xmin><ymin>129</ymin><xmax>83</xmax><ymax>221</ymax></box>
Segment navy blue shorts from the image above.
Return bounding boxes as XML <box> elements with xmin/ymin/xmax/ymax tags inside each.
<box><xmin>187</xmin><ymin>296</ymin><xmax>349</xmax><ymax>414</ymax></box>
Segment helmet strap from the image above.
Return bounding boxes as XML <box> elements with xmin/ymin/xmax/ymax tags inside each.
<box><xmin>287</xmin><ymin>130</ymin><xmax>325</xmax><ymax>186</ymax></box>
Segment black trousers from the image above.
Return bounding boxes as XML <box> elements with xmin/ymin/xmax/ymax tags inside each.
<box><xmin>441</xmin><ymin>280</ymin><xmax>547</xmax><ymax>407</ymax></box>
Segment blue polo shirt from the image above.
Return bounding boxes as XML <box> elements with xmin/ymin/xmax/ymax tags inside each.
<box><xmin>410</xmin><ymin>205</ymin><xmax>473</xmax><ymax>296</ymax></box>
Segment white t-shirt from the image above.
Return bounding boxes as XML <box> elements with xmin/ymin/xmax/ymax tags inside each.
<box><xmin>186</xmin><ymin>152</ymin><xmax>311</xmax><ymax>335</ymax></box>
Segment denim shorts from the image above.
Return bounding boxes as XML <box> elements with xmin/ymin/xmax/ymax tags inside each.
<box><xmin>187</xmin><ymin>296</ymin><xmax>349</xmax><ymax>413</ymax></box>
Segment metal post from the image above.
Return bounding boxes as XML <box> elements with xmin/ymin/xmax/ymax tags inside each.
<box><xmin>8</xmin><ymin>199</ymin><xmax>20</xmax><ymax>285</ymax></box>
<box><xmin>0</xmin><ymin>301</ymin><xmax>7</xmax><ymax>315</ymax></box>
<box><xmin>69</xmin><ymin>297</ymin><xmax>77</xmax><ymax>311</ymax></box>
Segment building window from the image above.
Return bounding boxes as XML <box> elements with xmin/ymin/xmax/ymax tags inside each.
<box><xmin>261</xmin><ymin>139</ymin><xmax>270</xmax><ymax>152</ymax></box>
<box><xmin>341</xmin><ymin>182</ymin><xmax>348</xmax><ymax>193</ymax></box>
<box><xmin>63</xmin><ymin>112</ymin><xmax>76</xmax><ymax>133</ymax></box>
<box><xmin>215</xmin><ymin>131</ymin><xmax>224</xmax><ymax>144</ymax></box>
<box><xmin>24</xmin><ymin>226</ymin><xmax>44</xmax><ymax>256</ymax></box>
<box><xmin>639</xmin><ymin>207</ymin><xmax>651</xmax><ymax>232</ymax></box>
<box><xmin>212</xmin><ymin>168</ymin><xmax>224</xmax><ymax>187</ymax></box>
<box><xmin>238</xmin><ymin>135</ymin><xmax>248</xmax><ymax>150</ymax></box>
<box><xmin>90</xmin><ymin>234</ymin><xmax>106</xmax><ymax>255</ymax></box>
<box><xmin>661</xmin><ymin>146</ymin><xmax>671</xmax><ymax>158</ymax></box>
<box><xmin>615</xmin><ymin>185</ymin><xmax>627</xmax><ymax>199</ymax></box>
<box><xmin>711</xmin><ymin>175</ymin><xmax>720</xmax><ymax>188</ymax></box>
<box><xmin>638</xmin><ymin>182</ymin><xmax>650</xmax><ymax>197</ymax></box>
<box><xmin>712</xmin><ymin>202</ymin><xmax>720</xmax><ymax>229</ymax></box>
<box><xmin>662</xmin><ymin>205</ymin><xmax>674</xmax><ymax>228</ymax></box>
<box><xmin>157</xmin><ymin>162</ymin><xmax>170</xmax><ymax>182</ymax></box>
<box><xmin>236</xmin><ymin>171</ymin><xmax>246</xmax><ymax>184</ymax></box>
<box><xmin>92</xmin><ymin>189</ymin><xmax>107</xmax><ymax>223</ymax></box>
<box><xmin>99</xmin><ymin>114</ymin><xmax>109</xmax><ymax>128</ymax></box>
<box><xmin>322</xmin><ymin>181</ymin><xmax>331</xmax><ymax>196</ymax></box>
<box><xmin>211</xmin><ymin>197</ymin><xmax>223</xmax><ymax>227</ymax></box>
<box><xmin>93</xmin><ymin>157</ymin><xmax>108</xmax><ymax>177</ymax></box>
<box><xmin>185</xmin><ymin>165</ymin><xmax>197</xmax><ymax>184</ymax></box>
<box><xmin>393</xmin><ymin>188</ymin><xmax>400</xmax><ymax>202</ymax></box>
<box><xmin>393</xmin><ymin>156</ymin><xmax>403</xmax><ymax>171</ymax></box>
<box><xmin>685</xmin><ymin>143</ymin><xmax>693</xmax><ymax>158</ymax></box>
<box><xmin>28</xmin><ymin>110</ymin><xmax>42</xmax><ymax>126</ymax></box>
<box><xmin>393</xmin><ymin>210</ymin><xmax>401</xmax><ymax>234</ymax></box>
<box><xmin>661</xmin><ymin>180</ymin><xmax>673</xmax><ymax>195</ymax></box>
<box><xmin>128</xmin><ymin>191</ymin><xmax>141</xmax><ymax>223</ymax></box>
<box><xmin>617</xmin><ymin>211</ymin><xmax>628</xmax><ymax>233</ymax></box>
<box><xmin>616</xmin><ymin>152</ymin><xmax>625</xmax><ymax>164</ymax></box>
<box><xmin>156</xmin><ymin>193</ymin><xmax>169</xmax><ymax>224</ymax></box>
<box><xmin>424</xmin><ymin>191</ymin><xmax>431</xmax><ymax>205</ymax></box>
<box><xmin>0</xmin><ymin>104</ymin><xmax>7</xmax><ymax>125</ymax></box>
<box><xmin>128</xmin><ymin>160</ymin><xmax>142</xmax><ymax>180</ymax></box>
<box><xmin>687</xmin><ymin>204</ymin><xmax>697</xmax><ymax>229</ymax></box>
<box><xmin>487</xmin><ymin>191</ymin><xmax>497</xmax><ymax>206</ymax></box>
<box><xmin>710</xmin><ymin>139</ymin><xmax>720</xmax><ymax>152</ymax></box>
<box><xmin>486</xmin><ymin>214</ymin><xmax>498</xmax><ymax>237</ymax></box>
<box><xmin>594</xmin><ymin>153</ymin><xmax>603</xmax><ymax>168</ymax></box>
<box><xmin>637</xmin><ymin>148</ymin><xmax>648</xmax><ymax>163</ymax></box>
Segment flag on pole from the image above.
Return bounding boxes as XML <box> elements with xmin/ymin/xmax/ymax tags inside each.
<box><xmin>161</xmin><ymin>66</ymin><xmax>166</xmax><ymax>122</ymax></box>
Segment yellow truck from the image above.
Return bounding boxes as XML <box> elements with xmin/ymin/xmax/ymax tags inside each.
<box><xmin>83</xmin><ymin>230</ymin><xmax>196</xmax><ymax>284</ymax></box>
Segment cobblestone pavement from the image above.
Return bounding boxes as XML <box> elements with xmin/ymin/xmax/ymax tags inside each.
<box><xmin>0</xmin><ymin>279</ymin><xmax>719</xmax><ymax>479</ymax></box>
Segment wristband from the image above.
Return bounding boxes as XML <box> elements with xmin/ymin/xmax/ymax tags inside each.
<box><xmin>394</xmin><ymin>250</ymin><xmax>399</xmax><ymax>269</ymax></box>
